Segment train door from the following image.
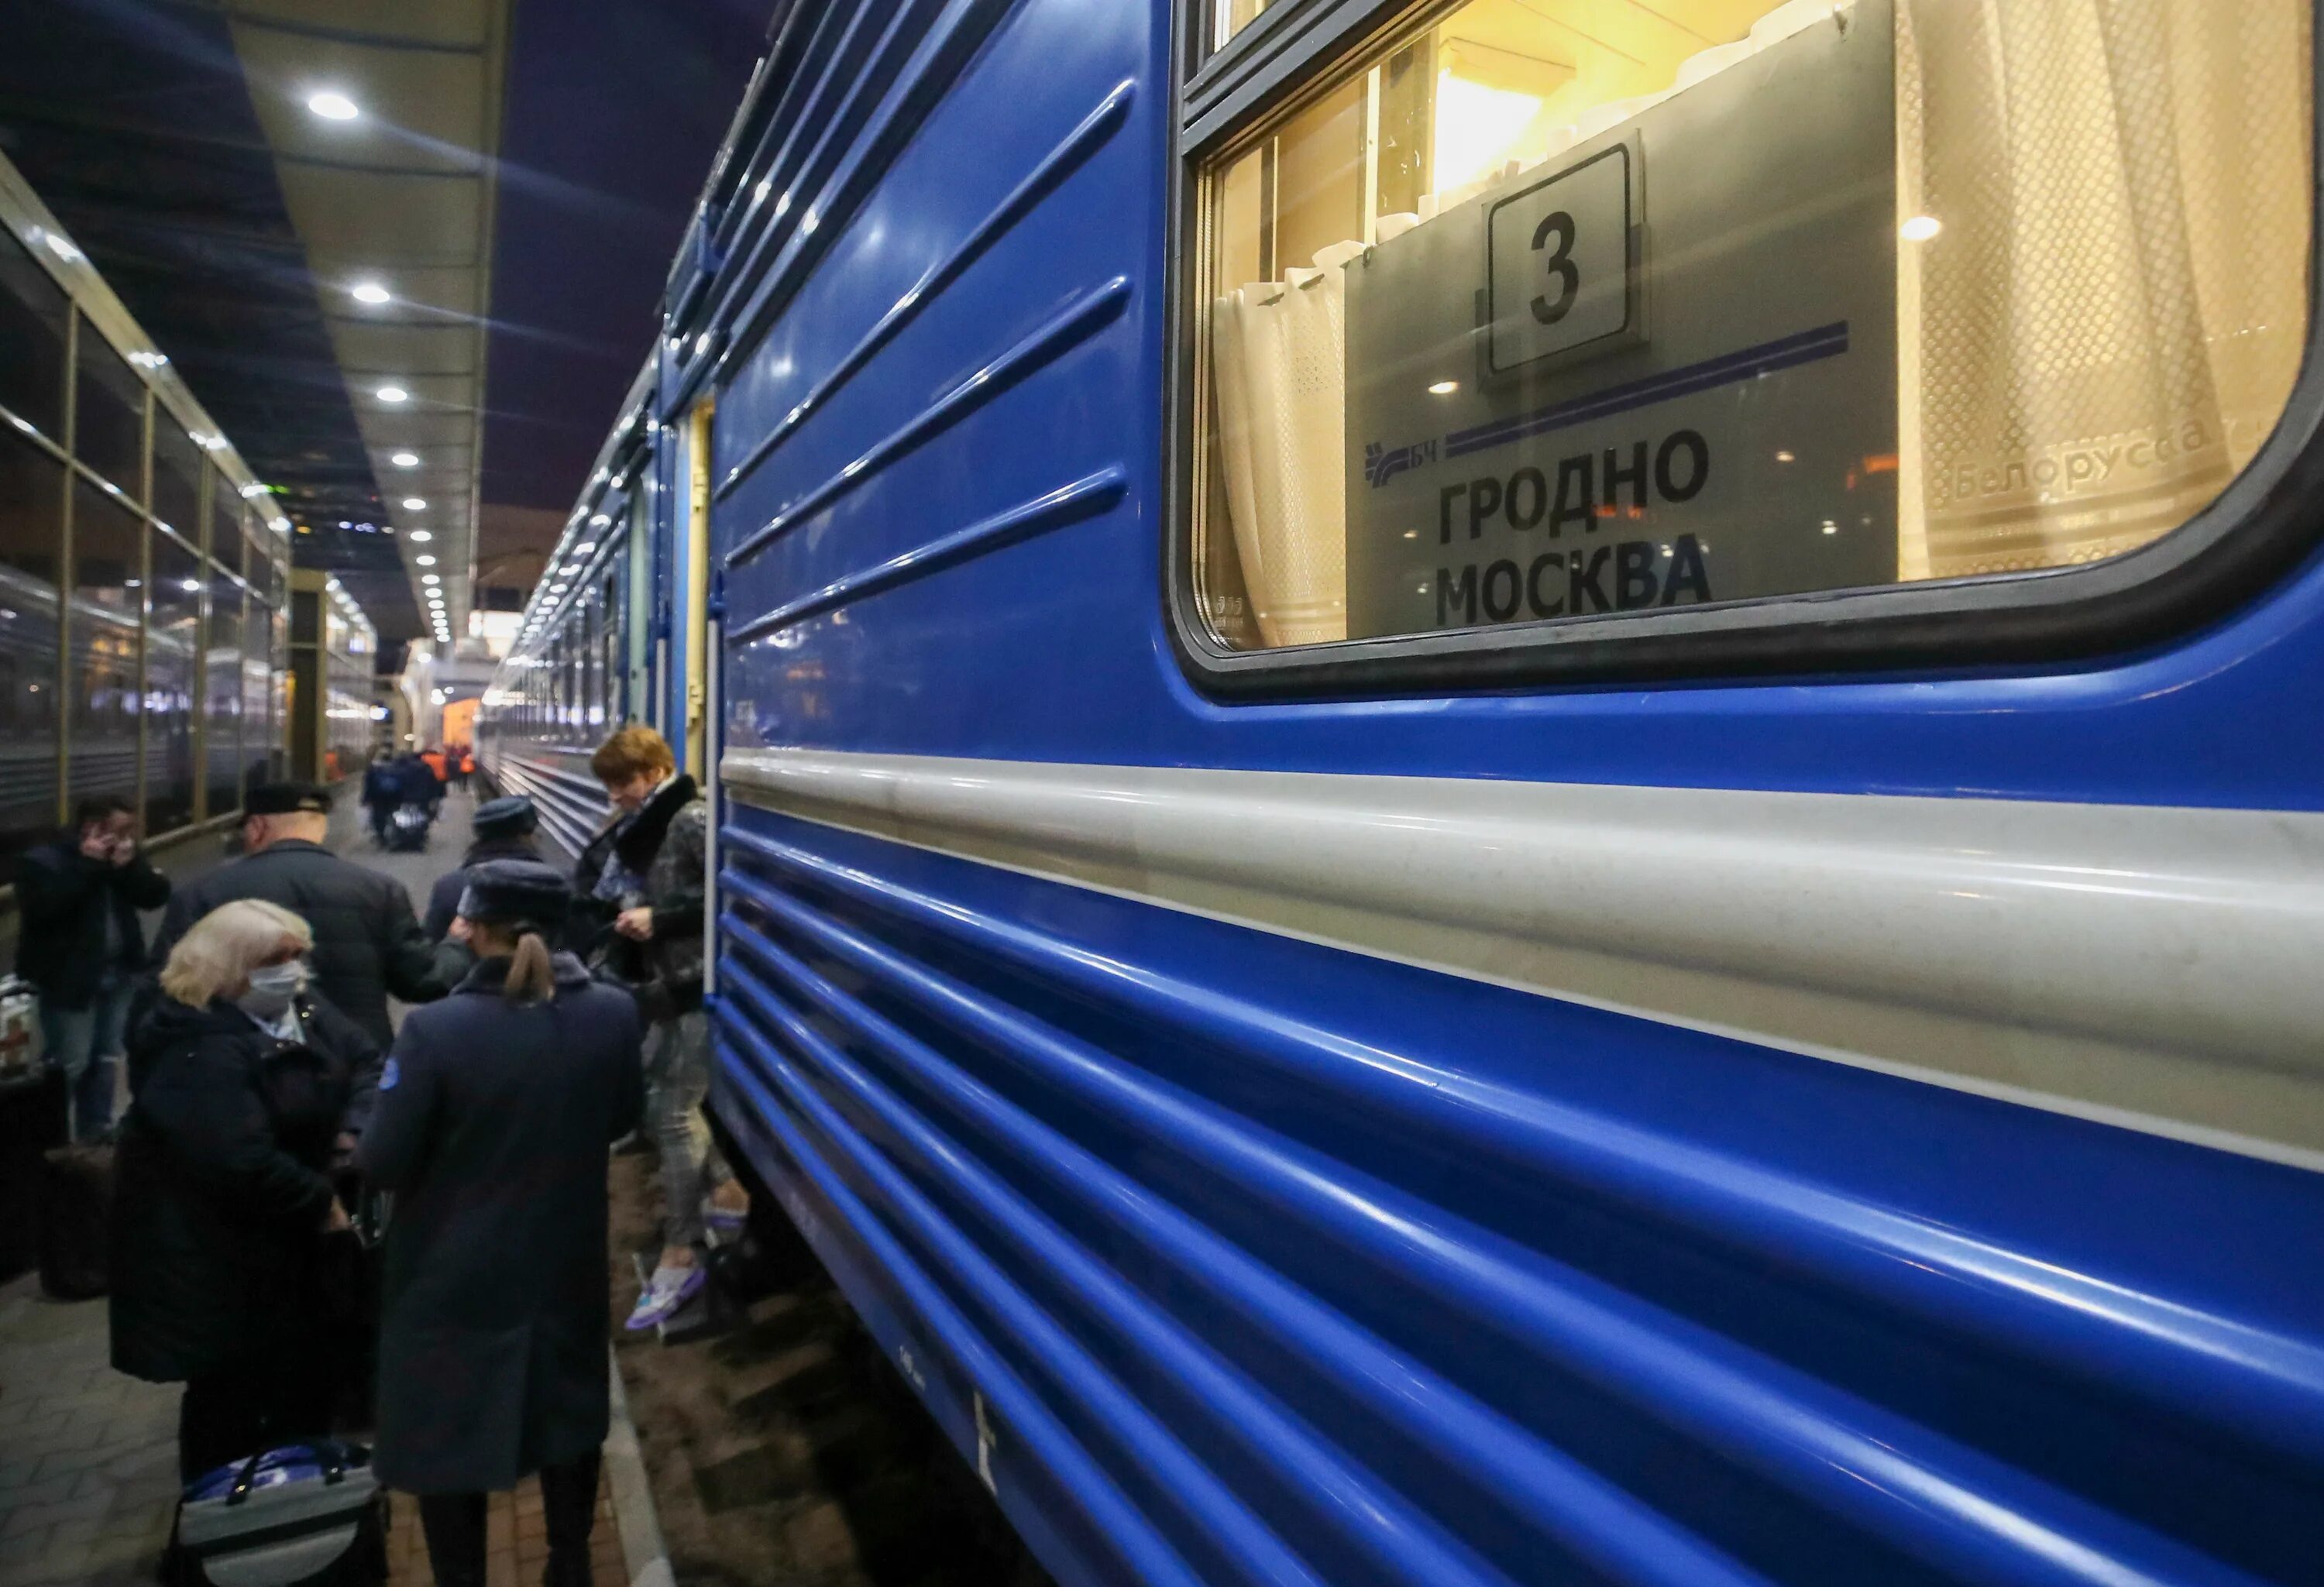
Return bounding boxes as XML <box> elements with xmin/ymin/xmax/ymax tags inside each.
<box><xmin>681</xmin><ymin>397</ymin><xmax>714</xmax><ymax>782</ymax></box>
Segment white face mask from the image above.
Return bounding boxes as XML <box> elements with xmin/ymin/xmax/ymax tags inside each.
<box><xmin>237</xmin><ymin>961</ymin><xmax>308</xmax><ymax>1021</ymax></box>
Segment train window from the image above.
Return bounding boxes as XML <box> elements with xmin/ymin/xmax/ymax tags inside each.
<box><xmin>0</xmin><ymin>437</ymin><xmax>62</xmax><ymax>883</ymax></box>
<box><xmin>1178</xmin><ymin>0</ymin><xmax>2315</xmax><ymax>685</ymax></box>
<box><xmin>69</xmin><ymin>478</ymin><xmax>140</xmax><ymax>816</ymax></box>
<box><xmin>1210</xmin><ymin>0</ymin><xmax>1277</xmax><ymax>52</ymax></box>
<box><xmin>71</xmin><ymin>318</ymin><xmax>144</xmax><ymax>503</ymax></box>
<box><xmin>0</xmin><ymin>228</ymin><xmax>68</xmax><ymax>441</ymax></box>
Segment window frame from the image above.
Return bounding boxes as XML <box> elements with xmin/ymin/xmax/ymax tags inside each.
<box><xmin>1162</xmin><ymin>0</ymin><xmax>2324</xmax><ymax>699</ymax></box>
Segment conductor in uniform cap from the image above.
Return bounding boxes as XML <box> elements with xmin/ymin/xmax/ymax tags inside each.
<box><xmin>423</xmin><ymin>795</ymin><xmax>542</xmax><ymax>943</ymax></box>
<box><xmin>151</xmin><ymin>782</ymin><xmax>445</xmax><ymax>1051</ymax></box>
<box><xmin>359</xmin><ymin>859</ymin><xmax>643</xmax><ymax>1587</ymax></box>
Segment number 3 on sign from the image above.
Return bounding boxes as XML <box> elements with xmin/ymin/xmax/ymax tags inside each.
<box><xmin>1487</xmin><ymin>144</ymin><xmax>1636</xmax><ymax>373</ymax></box>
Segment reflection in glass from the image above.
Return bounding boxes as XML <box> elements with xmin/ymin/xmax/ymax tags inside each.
<box><xmin>146</xmin><ymin>528</ymin><xmax>198</xmax><ymax>836</ymax></box>
<box><xmin>1193</xmin><ymin>0</ymin><xmax>2314</xmax><ymax>650</ymax></box>
<box><xmin>69</xmin><ymin>478</ymin><xmax>140</xmax><ymax>813</ymax></box>
<box><xmin>244</xmin><ymin>597</ymin><xmax>274</xmax><ymax>791</ymax></box>
<box><xmin>206</xmin><ymin>575</ymin><xmax>242</xmax><ymax>816</ymax></box>
<box><xmin>153</xmin><ymin>425</ymin><xmax>202</xmax><ymax>543</ymax></box>
<box><xmin>73</xmin><ymin>318</ymin><xmax>144</xmax><ymax>500</ymax></box>
<box><xmin>0</xmin><ymin>438</ymin><xmax>62</xmax><ymax>883</ymax></box>
<box><xmin>0</xmin><ymin>230</ymin><xmax>69</xmax><ymax>439</ymax></box>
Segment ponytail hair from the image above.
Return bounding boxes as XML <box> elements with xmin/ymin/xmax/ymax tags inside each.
<box><xmin>504</xmin><ymin>926</ymin><xmax>555</xmax><ymax>1005</ymax></box>
<box><xmin>466</xmin><ymin>918</ymin><xmax>558</xmax><ymax>1005</ymax></box>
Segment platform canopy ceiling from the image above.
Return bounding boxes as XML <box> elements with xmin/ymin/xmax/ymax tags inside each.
<box><xmin>0</xmin><ymin>0</ymin><xmax>512</xmax><ymax>644</ymax></box>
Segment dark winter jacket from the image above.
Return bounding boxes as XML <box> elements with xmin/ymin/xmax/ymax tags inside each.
<box><xmin>571</xmin><ymin>775</ymin><xmax>706</xmax><ymax>1018</ymax></box>
<box><xmin>423</xmin><ymin>835</ymin><xmax>545</xmax><ymax>943</ymax></box>
<box><xmin>151</xmin><ymin>839</ymin><xmax>446</xmax><ymax>1048</ymax></box>
<box><xmin>109</xmin><ymin>992</ymin><xmax>376</xmax><ymax>1384</ymax></box>
<box><xmin>15</xmin><ymin>837</ymin><xmax>171</xmax><ymax>1008</ymax></box>
<box><xmin>357</xmin><ymin>952</ymin><xmax>643</xmax><ymax>1493</ymax></box>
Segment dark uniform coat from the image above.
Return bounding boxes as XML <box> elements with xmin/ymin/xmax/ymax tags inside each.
<box><xmin>152</xmin><ymin>839</ymin><xmax>445</xmax><ymax>1049</ymax></box>
<box><xmin>356</xmin><ymin>952</ymin><xmax>643</xmax><ymax>1493</ymax></box>
<box><xmin>422</xmin><ymin>835</ymin><xmax>543</xmax><ymax>943</ymax></box>
<box><xmin>110</xmin><ymin>992</ymin><xmax>377</xmax><ymax>1383</ymax></box>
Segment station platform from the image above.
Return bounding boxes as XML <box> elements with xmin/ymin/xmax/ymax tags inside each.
<box><xmin>0</xmin><ymin>783</ymin><xmax>1043</xmax><ymax>1587</ymax></box>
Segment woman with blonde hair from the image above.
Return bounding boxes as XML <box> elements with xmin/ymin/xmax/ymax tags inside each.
<box><xmin>359</xmin><ymin>860</ymin><xmax>642</xmax><ymax>1587</ymax></box>
<box><xmin>111</xmin><ymin>898</ymin><xmax>381</xmax><ymax>1482</ymax></box>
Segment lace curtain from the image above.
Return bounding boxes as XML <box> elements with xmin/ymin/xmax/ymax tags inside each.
<box><xmin>1899</xmin><ymin>0</ymin><xmax>2312</xmax><ymax>579</ymax></box>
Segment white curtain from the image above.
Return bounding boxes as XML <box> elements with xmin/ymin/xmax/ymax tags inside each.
<box><xmin>1208</xmin><ymin>240</ymin><xmax>1364</xmax><ymax>648</ymax></box>
<box><xmin>1898</xmin><ymin>0</ymin><xmax>2312</xmax><ymax>579</ymax></box>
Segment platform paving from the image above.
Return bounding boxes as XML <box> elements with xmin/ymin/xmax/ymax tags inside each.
<box><xmin>0</xmin><ymin>786</ymin><xmax>655</xmax><ymax>1587</ymax></box>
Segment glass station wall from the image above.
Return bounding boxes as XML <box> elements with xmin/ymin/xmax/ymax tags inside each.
<box><xmin>0</xmin><ymin>222</ymin><xmax>294</xmax><ymax>887</ymax></box>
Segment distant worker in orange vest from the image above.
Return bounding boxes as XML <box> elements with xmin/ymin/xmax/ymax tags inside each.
<box><xmin>451</xmin><ymin>747</ymin><xmax>474</xmax><ymax>793</ymax></box>
<box><xmin>421</xmin><ymin>747</ymin><xmax>448</xmax><ymax>786</ymax></box>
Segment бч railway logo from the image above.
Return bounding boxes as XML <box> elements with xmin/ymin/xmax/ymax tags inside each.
<box><xmin>1365</xmin><ymin>436</ymin><xmax>1439</xmax><ymax>489</ymax></box>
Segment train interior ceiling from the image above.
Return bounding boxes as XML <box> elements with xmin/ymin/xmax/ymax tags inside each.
<box><xmin>4</xmin><ymin>1</ymin><xmax>2324</xmax><ymax>1586</ymax></box>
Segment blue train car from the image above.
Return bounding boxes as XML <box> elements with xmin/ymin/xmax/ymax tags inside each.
<box><xmin>487</xmin><ymin>1</ymin><xmax>2324</xmax><ymax>1582</ymax></box>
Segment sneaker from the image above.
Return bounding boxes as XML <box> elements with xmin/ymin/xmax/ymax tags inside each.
<box><xmin>624</xmin><ymin>1264</ymin><xmax>706</xmax><ymax>1331</ymax></box>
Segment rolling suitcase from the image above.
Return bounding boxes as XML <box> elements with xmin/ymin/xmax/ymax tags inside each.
<box><xmin>171</xmin><ymin>1441</ymin><xmax>388</xmax><ymax>1587</ymax></box>
<box><xmin>36</xmin><ymin>1139</ymin><xmax>112</xmax><ymax>1300</ymax></box>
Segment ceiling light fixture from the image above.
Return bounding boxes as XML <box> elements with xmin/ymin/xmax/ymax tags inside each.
<box><xmin>376</xmin><ymin>386</ymin><xmax>408</xmax><ymax>404</ymax></box>
<box><xmin>350</xmin><ymin>281</ymin><xmax>390</xmax><ymax>305</ymax></box>
<box><xmin>415</xmin><ymin>555</ymin><xmax>435</xmax><ymax>566</ymax></box>
<box><xmin>401</xmin><ymin>497</ymin><xmax>426</xmax><ymax>510</ymax></box>
<box><xmin>407</xmin><ymin>530</ymin><xmax>431</xmax><ymax>543</ymax></box>
<box><xmin>390</xmin><ymin>452</ymin><xmax>418</xmax><ymax>468</ymax></box>
<box><xmin>307</xmin><ymin>91</ymin><xmax>359</xmax><ymax>122</ymax></box>
<box><xmin>422</xmin><ymin>575</ymin><xmax>441</xmax><ymax>586</ymax></box>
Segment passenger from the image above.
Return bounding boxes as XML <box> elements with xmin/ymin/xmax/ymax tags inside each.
<box><xmin>361</xmin><ymin>750</ymin><xmax>401</xmax><ymax>846</ymax></box>
<box><xmin>109</xmin><ymin>901</ymin><xmax>372</xmax><ymax>1482</ymax></box>
<box><xmin>15</xmin><ymin>795</ymin><xmax>170</xmax><ymax>1139</ymax></box>
<box><xmin>452</xmin><ymin>747</ymin><xmax>475</xmax><ymax>792</ymax></box>
<box><xmin>423</xmin><ymin>795</ymin><xmax>545</xmax><ymax>943</ymax></box>
<box><xmin>576</xmin><ymin>725</ymin><xmax>749</xmax><ymax>1330</ymax></box>
<box><xmin>358</xmin><ymin>860</ymin><xmax>643</xmax><ymax>1587</ymax></box>
<box><xmin>398</xmin><ymin>751</ymin><xmax>444</xmax><ymax>818</ymax></box>
<box><xmin>150</xmin><ymin>782</ymin><xmax>445</xmax><ymax>1052</ymax></box>
<box><xmin>421</xmin><ymin>746</ymin><xmax>448</xmax><ymax>788</ymax></box>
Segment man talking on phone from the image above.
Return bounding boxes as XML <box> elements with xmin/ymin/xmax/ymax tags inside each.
<box><xmin>15</xmin><ymin>795</ymin><xmax>171</xmax><ymax>1139</ymax></box>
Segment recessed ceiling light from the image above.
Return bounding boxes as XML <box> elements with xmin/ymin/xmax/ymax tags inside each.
<box><xmin>308</xmin><ymin>91</ymin><xmax>359</xmax><ymax>122</ymax></box>
<box><xmin>401</xmin><ymin>497</ymin><xmax>426</xmax><ymax>510</ymax></box>
<box><xmin>390</xmin><ymin>452</ymin><xmax>418</xmax><ymax>468</ymax></box>
<box><xmin>1427</xmin><ymin>380</ymin><xmax>1459</xmax><ymax>396</ymax></box>
<box><xmin>350</xmin><ymin>281</ymin><xmax>390</xmax><ymax>305</ymax></box>
<box><xmin>415</xmin><ymin>555</ymin><xmax>436</xmax><ymax>566</ymax></box>
<box><xmin>376</xmin><ymin>386</ymin><xmax>408</xmax><ymax>404</ymax></box>
<box><xmin>180</xmin><ymin>579</ymin><xmax>202</xmax><ymax>593</ymax></box>
<box><xmin>1899</xmin><ymin>215</ymin><xmax>1943</xmax><ymax>242</ymax></box>
<box><xmin>422</xmin><ymin>575</ymin><xmax>440</xmax><ymax>585</ymax></box>
<box><xmin>590</xmin><ymin>514</ymin><xmax>610</xmax><ymax>527</ymax></box>
<box><xmin>573</xmin><ymin>542</ymin><xmax>595</xmax><ymax>555</ymax></box>
<box><xmin>407</xmin><ymin>530</ymin><xmax>431</xmax><ymax>542</ymax></box>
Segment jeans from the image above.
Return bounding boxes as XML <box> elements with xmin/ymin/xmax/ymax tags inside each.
<box><xmin>40</xmin><ymin>980</ymin><xmax>131</xmax><ymax>1141</ymax></box>
<box><xmin>644</xmin><ymin>1012</ymin><xmax>725</xmax><ymax>1247</ymax></box>
<box><xmin>418</xmin><ymin>1451</ymin><xmax>602</xmax><ymax>1587</ymax></box>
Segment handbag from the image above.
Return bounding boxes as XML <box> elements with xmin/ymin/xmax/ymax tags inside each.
<box><xmin>171</xmin><ymin>1440</ymin><xmax>387</xmax><ymax>1587</ymax></box>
